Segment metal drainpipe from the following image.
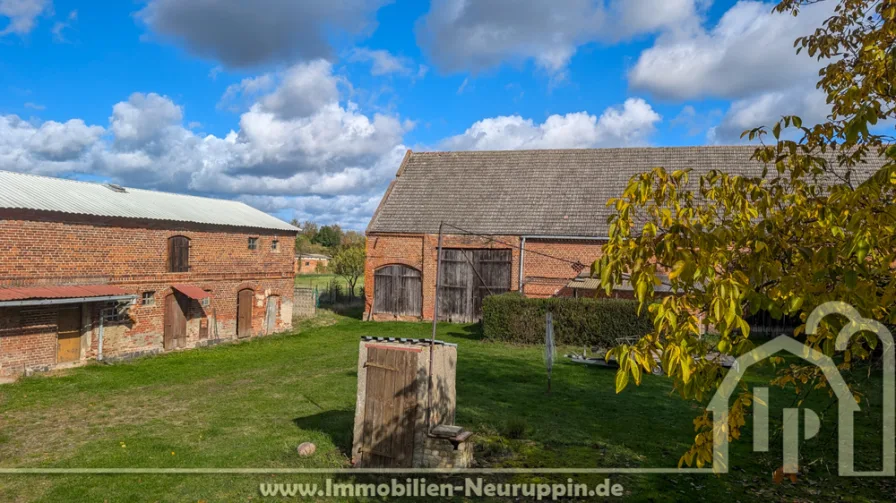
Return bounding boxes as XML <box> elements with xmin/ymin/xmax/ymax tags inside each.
<box><xmin>426</xmin><ymin>222</ymin><xmax>445</xmax><ymax>433</ymax></box>
<box><xmin>518</xmin><ymin>236</ymin><xmax>526</xmax><ymax>293</ymax></box>
<box><xmin>97</xmin><ymin>310</ymin><xmax>105</xmax><ymax>362</ymax></box>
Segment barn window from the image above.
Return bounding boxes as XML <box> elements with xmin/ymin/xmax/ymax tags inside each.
<box><xmin>101</xmin><ymin>302</ymin><xmax>128</xmax><ymax>323</ymax></box>
<box><xmin>142</xmin><ymin>291</ymin><xmax>156</xmax><ymax>306</ymax></box>
<box><xmin>248</xmin><ymin>237</ymin><xmax>258</xmax><ymax>250</ymax></box>
<box><xmin>167</xmin><ymin>236</ymin><xmax>190</xmax><ymax>272</ymax></box>
<box><xmin>373</xmin><ymin>265</ymin><xmax>422</xmax><ymax>316</ymax></box>
<box><xmin>271</xmin><ymin>239</ymin><xmax>279</xmax><ymax>251</ymax></box>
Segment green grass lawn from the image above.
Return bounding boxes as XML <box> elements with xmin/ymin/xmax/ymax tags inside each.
<box><xmin>0</xmin><ymin>309</ymin><xmax>892</xmax><ymax>502</ymax></box>
<box><xmin>294</xmin><ymin>273</ymin><xmax>364</xmax><ymax>291</ymax></box>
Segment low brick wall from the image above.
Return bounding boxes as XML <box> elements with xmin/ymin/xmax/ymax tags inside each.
<box><xmin>293</xmin><ymin>288</ymin><xmax>316</xmax><ymax>318</ymax></box>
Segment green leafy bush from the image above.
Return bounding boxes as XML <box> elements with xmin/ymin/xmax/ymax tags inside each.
<box><xmin>481</xmin><ymin>293</ymin><xmax>653</xmax><ymax>348</ymax></box>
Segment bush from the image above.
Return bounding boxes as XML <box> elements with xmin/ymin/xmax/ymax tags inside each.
<box><xmin>481</xmin><ymin>293</ymin><xmax>653</xmax><ymax>348</ymax></box>
<box><xmin>501</xmin><ymin>418</ymin><xmax>528</xmax><ymax>440</ymax></box>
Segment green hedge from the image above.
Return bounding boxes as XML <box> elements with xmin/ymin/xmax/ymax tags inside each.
<box><xmin>481</xmin><ymin>293</ymin><xmax>653</xmax><ymax>347</ymax></box>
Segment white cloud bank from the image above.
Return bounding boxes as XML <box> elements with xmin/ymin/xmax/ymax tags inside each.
<box><xmin>0</xmin><ymin>59</ymin><xmax>666</xmax><ymax>227</ymax></box>
<box><xmin>442</xmin><ymin>98</ymin><xmax>661</xmax><ymax>150</ymax></box>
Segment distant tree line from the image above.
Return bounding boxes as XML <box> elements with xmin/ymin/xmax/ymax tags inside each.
<box><xmin>289</xmin><ymin>220</ymin><xmax>365</xmax><ymax>256</ymax></box>
<box><xmin>290</xmin><ymin>219</ymin><xmax>366</xmax><ymax>297</ymax></box>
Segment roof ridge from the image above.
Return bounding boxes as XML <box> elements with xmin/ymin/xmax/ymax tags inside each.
<box><xmin>408</xmin><ymin>145</ymin><xmax>757</xmax><ymax>155</ymax></box>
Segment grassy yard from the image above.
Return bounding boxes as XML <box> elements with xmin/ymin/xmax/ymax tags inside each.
<box><xmin>294</xmin><ymin>273</ymin><xmax>364</xmax><ymax>291</ymax></box>
<box><xmin>0</xmin><ymin>309</ymin><xmax>892</xmax><ymax>502</ymax></box>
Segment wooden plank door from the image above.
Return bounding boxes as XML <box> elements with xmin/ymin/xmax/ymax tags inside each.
<box><xmin>359</xmin><ymin>346</ymin><xmax>418</xmax><ymax>468</ymax></box>
<box><xmin>438</xmin><ymin>249</ymin><xmax>512</xmax><ymax>322</ymax></box>
<box><xmin>471</xmin><ymin>249</ymin><xmax>512</xmax><ymax>320</ymax></box>
<box><xmin>438</xmin><ymin>249</ymin><xmax>474</xmax><ymax>322</ymax></box>
<box><xmin>56</xmin><ymin>307</ymin><xmax>81</xmax><ymax>363</ymax></box>
<box><xmin>373</xmin><ymin>265</ymin><xmax>422</xmax><ymax>316</ymax></box>
<box><xmin>237</xmin><ymin>289</ymin><xmax>254</xmax><ymax>338</ymax></box>
<box><xmin>164</xmin><ymin>293</ymin><xmax>187</xmax><ymax>350</ymax></box>
<box><xmin>265</xmin><ymin>296</ymin><xmax>278</xmax><ymax>334</ymax></box>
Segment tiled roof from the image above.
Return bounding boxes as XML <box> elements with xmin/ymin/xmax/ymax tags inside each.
<box><xmin>367</xmin><ymin>147</ymin><xmax>885</xmax><ymax>237</ymax></box>
<box><xmin>0</xmin><ymin>170</ymin><xmax>299</xmax><ymax>232</ymax></box>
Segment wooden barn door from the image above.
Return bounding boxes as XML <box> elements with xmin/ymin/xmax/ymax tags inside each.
<box><xmin>471</xmin><ymin>249</ymin><xmax>512</xmax><ymax>319</ymax></box>
<box><xmin>359</xmin><ymin>346</ymin><xmax>418</xmax><ymax>468</ymax></box>
<box><xmin>56</xmin><ymin>306</ymin><xmax>81</xmax><ymax>363</ymax></box>
<box><xmin>438</xmin><ymin>249</ymin><xmax>474</xmax><ymax>322</ymax></box>
<box><xmin>237</xmin><ymin>289</ymin><xmax>254</xmax><ymax>338</ymax></box>
<box><xmin>373</xmin><ymin>265</ymin><xmax>422</xmax><ymax>316</ymax></box>
<box><xmin>164</xmin><ymin>294</ymin><xmax>187</xmax><ymax>350</ymax></box>
<box><xmin>438</xmin><ymin>249</ymin><xmax>512</xmax><ymax>322</ymax></box>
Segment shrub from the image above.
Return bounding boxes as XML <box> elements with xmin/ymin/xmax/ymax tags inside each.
<box><xmin>501</xmin><ymin>418</ymin><xmax>528</xmax><ymax>439</ymax></box>
<box><xmin>481</xmin><ymin>293</ymin><xmax>653</xmax><ymax>348</ymax></box>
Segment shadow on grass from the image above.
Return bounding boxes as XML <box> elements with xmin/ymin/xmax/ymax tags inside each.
<box><xmin>293</xmin><ymin>409</ymin><xmax>356</xmax><ymax>455</ymax></box>
<box><xmin>320</xmin><ymin>303</ymin><xmax>365</xmax><ymax>320</ymax></box>
<box><xmin>444</xmin><ymin>322</ymin><xmax>484</xmax><ymax>341</ymax></box>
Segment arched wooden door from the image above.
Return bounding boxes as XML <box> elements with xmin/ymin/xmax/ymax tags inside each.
<box><xmin>237</xmin><ymin>288</ymin><xmax>254</xmax><ymax>338</ymax></box>
<box><xmin>373</xmin><ymin>265</ymin><xmax>422</xmax><ymax>316</ymax></box>
<box><xmin>164</xmin><ymin>293</ymin><xmax>187</xmax><ymax>350</ymax></box>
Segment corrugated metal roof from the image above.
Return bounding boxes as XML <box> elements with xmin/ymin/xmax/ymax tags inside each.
<box><xmin>368</xmin><ymin>147</ymin><xmax>886</xmax><ymax>236</ymax></box>
<box><xmin>0</xmin><ymin>285</ymin><xmax>128</xmax><ymax>301</ymax></box>
<box><xmin>0</xmin><ymin>170</ymin><xmax>299</xmax><ymax>232</ymax></box>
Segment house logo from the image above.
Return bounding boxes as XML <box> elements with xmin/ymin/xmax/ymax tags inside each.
<box><xmin>708</xmin><ymin>302</ymin><xmax>895</xmax><ymax>476</ymax></box>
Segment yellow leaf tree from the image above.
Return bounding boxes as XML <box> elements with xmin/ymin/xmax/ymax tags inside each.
<box><xmin>597</xmin><ymin>0</ymin><xmax>896</xmax><ymax>467</ymax></box>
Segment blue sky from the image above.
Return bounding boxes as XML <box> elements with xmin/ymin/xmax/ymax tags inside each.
<box><xmin>0</xmin><ymin>0</ymin><xmax>831</xmax><ymax>228</ymax></box>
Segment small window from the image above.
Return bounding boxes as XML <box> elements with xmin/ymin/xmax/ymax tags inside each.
<box><xmin>168</xmin><ymin>236</ymin><xmax>190</xmax><ymax>272</ymax></box>
<box><xmin>248</xmin><ymin>237</ymin><xmax>258</xmax><ymax>250</ymax></box>
<box><xmin>101</xmin><ymin>302</ymin><xmax>128</xmax><ymax>323</ymax></box>
<box><xmin>305</xmin><ymin>261</ymin><xmax>311</xmax><ymax>266</ymax></box>
<box><xmin>271</xmin><ymin>239</ymin><xmax>279</xmax><ymax>251</ymax></box>
<box><xmin>142</xmin><ymin>291</ymin><xmax>156</xmax><ymax>306</ymax></box>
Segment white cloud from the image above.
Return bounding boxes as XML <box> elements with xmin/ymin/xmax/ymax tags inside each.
<box><xmin>416</xmin><ymin>0</ymin><xmax>704</xmax><ymax>74</ymax></box>
<box><xmin>708</xmin><ymin>87</ymin><xmax>830</xmax><ymax>143</ymax></box>
<box><xmin>23</xmin><ymin>102</ymin><xmax>45</xmax><ymax>111</ymax></box>
<box><xmin>51</xmin><ymin>9</ymin><xmax>77</xmax><ymax>43</ymax></box>
<box><xmin>0</xmin><ymin>60</ymin><xmax>410</xmax><ymax>227</ymax></box>
<box><xmin>109</xmin><ymin>92</ymin><xmax>184</xmax><ymax>146</ymax></box>
<box><xmin>138</xmin><ymin>0</ymin><xmax>390</xmax><ymax>68</ymax></box>
<box><xmin>348</xmin><ymin>48</ymin><xmax>415</xmax><ymax>76</ymax></box>
<box><xmin>442</xmin><ymin>98</ymin><xmax>661</xmax><ymax>150</ymax></box>
<box><xmin>0</xmin><ymin>0</ymin><xmax>49</xmax><ymax>36</ymax></box>
<box><xmin>0</xmin><ymin>115</ymin><xmax>103</xmax><ymax>173</ymax></box>
<box><xmin>258</xmin><ymin>61</ymin><xmax>342</xmax><ymax>119</ymax></box>
<box><xmin>629</xmin><ymin>1</ymin><xmax>830</xmax><ymax>100</ymax></box>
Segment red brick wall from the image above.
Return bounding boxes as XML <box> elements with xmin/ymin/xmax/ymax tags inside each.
<box><xmin>0</xmin><ymin>210</ymin><xmax>296</xmax><ymax>375</ymax></box>
<box><xmin>296</xmin><ymin>257</ymin><xmax>329</xmax><ymax>274</ymax></box>
<box><xmin>522</xmin><ymin>238</ymin><xmax>605</xmax><ymax>298</ymax></box>
<box><xmin>365</xmin><ymin>234</ymin><xmax>613</xmax><ymax>321</ymax></box>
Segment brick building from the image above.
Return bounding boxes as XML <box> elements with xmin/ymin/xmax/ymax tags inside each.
<box><xmin>364</xmin><ymin>147</ymin><xmax>885</xmax><ymax>322</ymax></box>
<box><xmin>0</xmin><ymin>171</ymin><xmax>298</xmax><ymax>376</ymax></box>
<box><xmin>295</xmin><ymin>254</ymin><xmax>330</xmax><ymax>274</ymax></box>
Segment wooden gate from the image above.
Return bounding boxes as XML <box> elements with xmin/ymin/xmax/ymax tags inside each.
<box><xmin>438</xmin><ymin>249</ymin><xmax>512</xmax><ymax>322</ymax></box>
<box><xmin>56</xmin><ymin>306</ymin><xmax>81</xmax><ymax>363</ymax></box>
<box><xmin>373</xmin><ymin>265</ymin><xmax>422</xmax><ymax>316</ymax></box>
<box><xmin>164</xmin><ymin>294</ymin><xmax>187</xmax><ymax>350</ymax></box>
<box><xmin>359</xmin><ymin>345</ymin><xmax>418</xmax><ymax>467</ymax></box>
<box><xmin>237</xmin><ymin>288</ymin><xmax>254</xmax><ymax>338</ymax></box>
<box><xmin>265</xmin><ymin>296</ymin><xmax>278</xmax><ymax>334</ymax></box>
